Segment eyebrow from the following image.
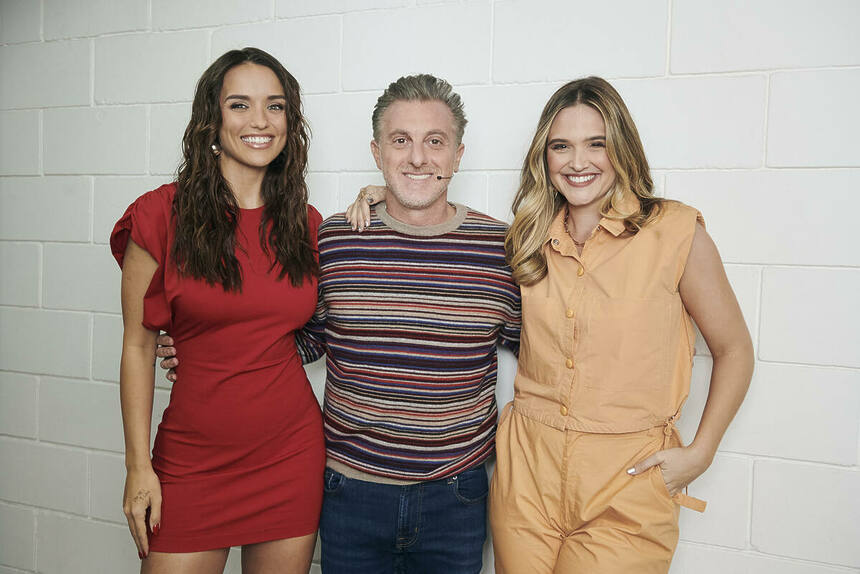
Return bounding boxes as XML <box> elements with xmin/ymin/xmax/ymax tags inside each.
<box><xmin>547</xmin><ymin>135</ymin><xmax>606</xmax><ymax>144</ymax></box>
<box><xmin>224</xmin><ymin>94</ymin><xmax>286</xmax><ymax>101</ymax></box>
<box><xmin>387</xmin><ymin>129</ymin><xmax>450</xmax><ymax>138</ymax></box>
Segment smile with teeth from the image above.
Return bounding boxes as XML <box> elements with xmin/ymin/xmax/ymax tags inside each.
<box><xmin>564</xmin><ymin>174</ymin><xmax>597</xmax><ymax>185</ymax></box>
<box><xmin>241</xmin><ymin>135</ymin><xmax>274</xmax><ymax>148</ymax></box>
<box><xmin>404</xmin><ymin>173</ymin><xmax>432</xmax><ymax>181</ymax></box>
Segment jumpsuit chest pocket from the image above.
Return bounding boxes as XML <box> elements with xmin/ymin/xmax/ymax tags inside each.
<box><xmin>580</xmin><ymin>297</ymin><xmax>672</xmax><ymax>393</ymax></box>
<box><xmin>516</xmin><ymin>294</ymin><xmax>560</xmax><ymax>386</ymax></box>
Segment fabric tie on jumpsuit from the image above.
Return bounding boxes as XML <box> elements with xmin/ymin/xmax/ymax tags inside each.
<box><xmin>489</xmin><ymin>199</ymin><xmax>706</xmax><ymax>574</ymax></box>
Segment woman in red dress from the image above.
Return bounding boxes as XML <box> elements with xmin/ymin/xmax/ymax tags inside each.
<box><xmin>111</xmin><ymin>48</ymin><xmax>324</xmax><ymax>573</ymax></box>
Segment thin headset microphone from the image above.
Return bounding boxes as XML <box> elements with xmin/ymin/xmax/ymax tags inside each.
<box><xmin>436</xmin><ymin>175</ymin><xmax>454</xmax><ymax>180</ymax></box>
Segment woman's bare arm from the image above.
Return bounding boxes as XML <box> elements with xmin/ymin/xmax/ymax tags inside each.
<box><xmin>630</xmin><ymin>224</ymin><xmax>754</xmax><ymax>494</ymax></box>
<box><xmin>119</xmin><ymin>238</ymin><xmax>163</xmax><ymax>558</ymax></box>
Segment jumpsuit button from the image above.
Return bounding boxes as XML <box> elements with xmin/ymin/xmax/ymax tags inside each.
<box><xmin>552</xmin><ymin>239</ymin><xmax>559</xmax><ymax>245</ymax></box>
<box><xmin>560</xmin><ymin>405</ymin><xmax>568</xmax><ymax>416</ymax></box>
<box><xmin>565</xmin><ymin>358</ymin><xmax>573</xmax><ymax>369</ymax></box>
<box><xmin>565</xmin><ymin>308</ymin><xmax>574</xmax><ymax>318</ymax></box>
<box><xmin>577</xmin><ymin>266</ymin><xmax>585</xmax><ymax>277</ymax></box>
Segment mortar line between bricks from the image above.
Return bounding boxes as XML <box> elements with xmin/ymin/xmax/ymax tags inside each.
<box><xmin>664</xmin><ymin>0</ymin><xmax>673</xmax><ymax>76</ymax></box>
<box><xmin>747</xmin><ymin>547</ymin><xmax>860</xmax><ymax>572</ymax></box>
<box><xmin>761</xmin><ymin>73</ymin><xmax>771</xmax><ymax>168</ymax></box>
<box><xmin>0</xmin><ymin>499</ymin><xmax>127</xmax><ymax>527</ymax></box>
<box><xmin>88</xmin><ymin>176</ymin><xmax>95</xmax><ymax>243</ymax></box>
<box><xmin>87</xmin><ymin>312</ymin><xmax>95</xmax><ymax>380</ymax></box>
<box><xmin>662</xmin><ymin>165</ymin><xmax>860</xmax><ymax>172</ymax></box>
<box><xmin>752</xmin><ymin>358</ymin><xmax>860</xmax><ymax>373</ymax></box>
<box><xmin>0</xmin><ymin>562</ymin><xmax>34</xmax><ymax>573</ymax></box>
<box><xmin>743</xmin><ymin>452</ymin><xmax>859</xmax><ymax>471</ymax></box>
<box><xmin>722</xmin><ymin>263</ymin><xmax>859</xmax><ymax>271</ymax></box>
<box><xmin>746</xmin><ymin>455</ymin><xmax>754</xmax><ymax>549</ymax></box>
<box><xmin>145</xmin><ymin>104</ymin><xmax>151</xmax><ymax>175</ymax></box>
<box><xmin>752</xmin><ymin>265</ymin><xmax>763</xmax><ymax>369</ymax></box>
<box><xmin>337</xmin><ymin>15</ymin><xmax>343</xmax><ymax>92</ymax></box>
<box><xmin>754</xmin><ymin>262</ymin><xmax>860</xmax><ymax>271</ymax></box>
<box><xmin>0</xmin><ymin>434</ymin><xmax>126</xmax><ymax>457</ymax></box>
<box><xmin>86</xmin><ymin>447</ymin><xmax>92</xmax><ymax>517</ymax></box>
<box><xmin>40</xmin><ymin>377</ymin><xmax>122</xmax><ymax>389</ymax></box>
<box><xmin>677</xmin><ymin>540</ymin><xmax>860</xmax><ymax>572</ymax></box>
<box><xmin>0</xmin><ymin>238</ymin><xmax>105</xmax><ymax>245</ymax></box>
<box><xmin>37</xmin><ymin>110</ymin><xmax>43</xmax><ymax>176</ymax></box>
<box><xmin>89</xmin><ymin>38</ymin><xmax>95</xmax><ymax>107</ymax></box>
<box><xmin>36</xmin><ymin>242</ymin><xmax>44</xmax><ymax>310</ymax></box>
<box><xmin>702</xmin><ymin>448</ymin><xmax>859</xmax><ymax>472</ymax></box>
<box><xmin>34</xmin><ymin>375</ymin><xmax>41</xmax><ymax>453</ymax></box>
<box><xmin>488</xmin><ymin>1</ymin><xmax>495</xmax><ymax>85</ymax></box>
<box><xmin>0</xmin><ymin>369</ymin><xmax>92</xmax><ymax>380</ymax></box>
<box><xmin>666</xmin><ymin>63</ymin><xmax>860</xmax><ymax>77</ymax></box>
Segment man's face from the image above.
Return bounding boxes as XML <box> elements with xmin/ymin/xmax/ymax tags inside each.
<box><xmin>370</xmin><ymin>99</ymin><xmax>465</xmax><ymax>213</ymax></box>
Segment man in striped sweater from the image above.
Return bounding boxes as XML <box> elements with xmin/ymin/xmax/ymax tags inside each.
<box><xmin>158</xmin><ymin>75</ymin><xmax>520</xmax><ymax>573</ymax></box>
<box><xmin>297</xmin><ymin>75</ymin><xmax>521</xmax><ymax>573</ymax></box>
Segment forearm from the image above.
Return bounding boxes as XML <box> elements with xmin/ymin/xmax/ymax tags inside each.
<box><xmin>296</xmin><ymin>328</ymin><xmax>326</xmax><ymax>364</ymax></box>
<box><xmin>120</xmin><ymin>341</ymin><xmax>157</xmax><ymax>471</ymax></box>
<box><xmin>689</xmin><ymin>339</ymin><xmax>754</xmax><ymax>460</ymax></box>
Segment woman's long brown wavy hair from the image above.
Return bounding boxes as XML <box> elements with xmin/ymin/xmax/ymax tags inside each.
<box><xmin>505</xmin><ymin>77</ymin><xmax>662</xmax><ymax>286</ymax></box>
<box><xmin>172</xmin><ymin>47</ymin><xmax>317</xmax><ymax>291</ymax></box>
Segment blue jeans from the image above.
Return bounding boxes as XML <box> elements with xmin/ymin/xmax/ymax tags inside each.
<box><xmin>319</xmin><ymin>464</ymin><xmax>488</xmax><ymax>574</ymax></box>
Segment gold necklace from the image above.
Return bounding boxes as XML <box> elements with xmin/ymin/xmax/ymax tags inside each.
<box><xmin>563</xmin><ymin>209</ymin><xmax>587</xmax><ymax>247</ymax></box>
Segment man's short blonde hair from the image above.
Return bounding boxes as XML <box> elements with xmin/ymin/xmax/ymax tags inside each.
<box><xmin>372</xmin><ymin>74</ymin><xmax>467</xmax><ymax>143</ymax></box>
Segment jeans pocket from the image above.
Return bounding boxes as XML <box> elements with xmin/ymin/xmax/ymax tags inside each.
<box><xmin>323</xmin><ymin>467</ymin><xmax>346</xmax><ymax>495</ymax></box>
<box><xmin>451</xmin><ymin>465</ymin><xmax>489</xmax><ymax>505</ymax></box>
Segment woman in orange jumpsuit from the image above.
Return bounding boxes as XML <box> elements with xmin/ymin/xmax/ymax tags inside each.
<box><xmin>489</xmin><ymin>76</ymin><xmax>754</xmax><ymax>573</ymax></box>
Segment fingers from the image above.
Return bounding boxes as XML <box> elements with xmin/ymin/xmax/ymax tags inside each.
<box><xmin>149</xmin><ymin>490</ymin><xmax>163</xmax><ymax>540</ymax></box>
<box><xmin>358</xmin><ymin>202</ymin><xmax>370</xmax><ymax>232</ymax></box>
<box><xmin>346</xmin><ymin>195</ymin><xmax>360</xmax><ymax>230</ymax></box>
<box><xmin>155</xmin><ymin>346</ymin><xmax>177</xmax><ymax>359</ymax></box>
<box><xmin>627</xmin><ymin>452</ymin><xmax>662</xmax><ymax>476</ymax></box>
<box><xmin>124</xmin><ymin>489</ymin><xmax>151</xmax><ymax>559</ymax></box>
<box><xmin>158</xmin><ymin>357</ymin><xmax>178</xmax><ymax>370</ymax></box>
<box><xmin>155</xmin><ymin>334</ymin><xmax>174</xmax><ymax>346</ymax></box>
<box><xmin>167</xmin><ymin>368</ymin><xmax>177</xmax><ymax>382</ymax></box>
<box><xmin>346</xmin><ymin>197</ymin><xmax>371</xmax><ymax>232</ymax></box>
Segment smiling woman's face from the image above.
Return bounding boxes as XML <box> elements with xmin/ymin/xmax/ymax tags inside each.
<box><xmin>217</xmin><ymin>62</ymin><xmax>287</xmax><ymax>177</ymax></box>
<box><xmin>546</xmin><ymin>104</ymin><xmax>617</xmax><ymax>213</ymax></box>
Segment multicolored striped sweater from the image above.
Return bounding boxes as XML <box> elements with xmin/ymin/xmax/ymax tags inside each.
<box><xmin>296</xmin><ymin>202</ymin><xmax>521</xmax><ymax>481</ymax></box>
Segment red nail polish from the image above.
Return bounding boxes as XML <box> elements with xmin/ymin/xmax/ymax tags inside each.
<box><xmin>139</xmin><ymin>550</ymin><xmax>145</xmax><ymax>560</ymax></box>
<box><xmin>153</xmin><ymin>523</ymin><xmax>160</xmax><ymax>536</ymax></box>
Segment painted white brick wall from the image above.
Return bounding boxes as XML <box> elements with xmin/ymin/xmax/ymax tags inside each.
<box><xmin>211</xmin><ymin>18</ymin><xmax>342</xmax><ymax>94</ymax></box>
<box><xmin>493</xmin><ymin>0</ymin><xmax>667</xmax><ymax>82</ymax></box>
<box><xmin>0</xmin><ymin>40</ymin><xmax>91</xmax><ymax>109</ymax></box>
<box><xmin>1</xmin><ymin>2</ymin><xmax>857</xmax><ymax>573</ymax></box>
<box><xmin>43</xmin><ymin>0</ymin><xmax>148</xmax><ymax>39</ymax></box>
<box><xmin>0</xmin><ymin>177</ymin><xmax>92</xmax><ymax>242</ymax></box>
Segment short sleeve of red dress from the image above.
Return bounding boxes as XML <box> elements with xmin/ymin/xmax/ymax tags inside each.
<box><xmin>109</xmin><ymin>184</ymin><xmax>175</xmax><ymax>333</ymax></box>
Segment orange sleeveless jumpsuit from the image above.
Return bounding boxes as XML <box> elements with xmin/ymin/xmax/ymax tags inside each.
<box><xmin>490</xmin><ymin>199</ymin><xmax>706</xmax><ymax>573</ymax></box>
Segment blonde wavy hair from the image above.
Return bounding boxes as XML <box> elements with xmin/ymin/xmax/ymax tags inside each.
<box><xmin>505</xmin><ymin>76</ymin><xmax>662</xmax><ymax>286</ymax></box>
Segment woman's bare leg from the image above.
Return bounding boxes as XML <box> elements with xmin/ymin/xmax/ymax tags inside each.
<box><xmin>241</xmin><ymin>532</ymin><xmax>317</xmax><ymax>574</ymax></box>
<box><xmin>142</xmin><ymin>548</ymin><xmax>229</xmax><ymax>574</ymax></box>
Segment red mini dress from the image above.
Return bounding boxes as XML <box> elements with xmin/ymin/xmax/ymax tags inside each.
<box><xmin>110</xmin><ymin>183</ymin><xmax>325</xmax><ymax>552</ymax></box>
